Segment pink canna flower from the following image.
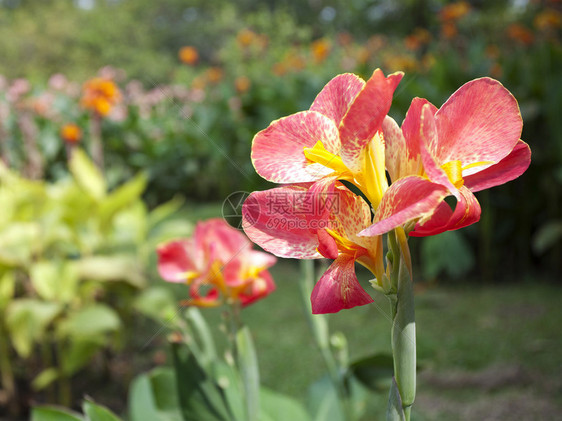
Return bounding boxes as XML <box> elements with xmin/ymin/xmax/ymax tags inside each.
<box><xmin>243</xmin><ymin>182</ymin><xmax>383</xmax><ymax>314</ymax></box>
<box><xmin>360</xmin><ymin>77</ymin><xmax>531</xmax><ymax>237</ymax></box>
<box><xmin>251</xmin><ymin>68</ymin><xmax>403</xmax><ymax>208</ymax></box>
<box><xmin>157</xmin><ymin>219</ymin><xmax>276</xmax><ymax>308</ymax></box>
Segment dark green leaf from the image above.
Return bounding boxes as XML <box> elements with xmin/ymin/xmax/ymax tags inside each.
<box><xmin>349</xmin><ymin>353</ymin><xmax>394</xmax><ymax>392</ymax></box>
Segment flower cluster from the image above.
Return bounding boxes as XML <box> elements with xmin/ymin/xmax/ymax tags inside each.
<box><xmin>80</xmin><ymin>77</ymin><xmax>122</xmax><ymax>117</ymax></box>
<box><xmin>157</xmin><ymin>219</ymin><xmax>276</xmax><ymax>308</ymax></box>
<box><xmin>243</xmin><ymin>69</ymin><xmax>531</xmax><ymax>314</ymax></box>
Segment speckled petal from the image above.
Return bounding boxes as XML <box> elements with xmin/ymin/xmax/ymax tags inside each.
<box><xmin>251</xmin><ymin>111</ymin><xmax>341</xmax><ymax>183</ymax></box>
<box><xmin>410</xmin><ymin>186</ymin><xmax>481</xmax><ymax>236</ymax></box>
<box><xmin>310</xmin><ymin>73</ymin><xmax>365</xmax><ymax>126</ymax></box>
<box><xmin>195</xmin><ymin>218</ymin><xmax>251</xmax><ymax>262</ymax></box>
<box><xmin>358</xmin><ymin>176</ymin><xmax>449</xmax><ymax>237</ymax></box>
<box><xmin>242</xmin><ymin>186</ymin><xmax>324</xmax><ymax>259</ymax></box>
<box><xmin>311</xmin><ymin>254</ymin><xmax>374</xmax><ymax>314</ymax></box>
<box><xmin>339</xmin><ymin>69</ymin><xmax>403</xmax><ymax>171</ymax></box>
<box><xmin>157</xmin><ymin>240</ymin><xmax>196</xmax><ymax>283</ymax></box>
<box><xmin>464</xmin><ymin>140</ymin><xmax>531</xmax><ymax>192</ymax></box>
<box><xmin>433</xmin><ymin>78</ymin><xmax>523</xmax><ymax>165</ymax></box>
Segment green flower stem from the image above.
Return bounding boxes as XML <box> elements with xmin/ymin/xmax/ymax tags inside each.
<box><xmin>0</xmin><ymin>323</ymin><xmax>15</xmax><ymax>405</ymax></box>
<box><xmin>298</xmin><ymin>260</ymin><xmax>355</xmax><ymax>421</ymax></box>
<box><xmin>387</xmin><ymin>231</ymin><xmax>416</xmax><ymax>421</ymax></box>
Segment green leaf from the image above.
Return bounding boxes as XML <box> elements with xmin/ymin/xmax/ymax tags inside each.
<box><xmin>128</xmin><ymin>368</ymin><xmax>182</xmax><ymax>421</ymax></box>
<box><xmin>82</xmin><ymin>399</ymin><xmax>122</xmax><ymax>421</ymax></box>
<box><xmin>61</xmin><ymin>338</ymin><xmax>108</xmax><ymax>376</ymax></box>
<box><xmin>236</xmin><ymin>326</ymin><xmax>260</xmax><ymax>421</ymax></box>
<box><xmin>0</xmin><ymin>270</ymin><xmax>15</xmax><ymax>310</ymax></box>
<box><xmin>134</xmin><ymin>286</ymin><xmax>178</xmax><ymax>323</ymax></box>
<box><xmin>0</xmin><ymin>222</ymin><xmax>41</xmax><ymax>266</ymax></box>
<box><xmin>69</xmin><ymin>149</ymin><xmax>106</xmax><ymax>200</ymax></box>
<box><xmin>260</xmin><ymin>387</ymin><xmax>311</xmax><ymax>421</ymax></box>
<box><xmin>6</xmin><ymin>299</ymin><xmax>62</xmax><ymax>358</ymax></box>
<box><xmin>57</xmin><ymin>304</ymin><xmax>121</xmax><ymax>339</ymax></box>
<box><xmin>98</xmin><ymin>172</ymin><xmax>147</xmax><ymax>228</ymax></box>
<box><xmin>307</xmin><ymin>376</ymin><xmax>343</xmax><ymax>421</ymax></box>
<box><xmin>74</xmin><ymin>255</ymin><xmax>145</xmax><ymax>288</ymax></box>
<box><xmin>171</xmin><ymin>341</ymin><xmax>233</xmax><ymax>421</ymax></box>
<box><xmin>32</xmin><ymin>368</ymin><xmax>59</xmax><ymax>391</ymax></box>
<box><xmin>147</xmin><ymin>196</ymin><xmax>185</xmax><ymax>229</ymax></box>
<box><xmin>31</xmin><ymin>406</ymin><xmax>84</xmax><ymax>421</ymax></box>
<box><xmin>532</xmin><ymin>220</ymin><xmax>562</xmax><ymax>254</ymax></box>
<box><xmin>30</xmin><ymin>260</ymin><xmax>79</xmax><ymax>302</ymax></box>
<box><xmin>386</xmin><ymin>378</ymin><xmax>406</xmax><ymax>421</ymax></box>
<box><xmin>212</xmin><ymin>361</ymin><xmax>245</xmax><ymax>421</ymax></box>
<box><xmin>186</xmin><ymin>307</ymin><xmax>217</xmax><ymax>366</ymax></box>
<box><xmin>421</xmin><ymin>230</ymin><xmax>474</xmax><ymax>280</ymax></box>
<box><xmin>349</xmin><ymin>353</ymin><xmax>394</xmax><ymax>392</ymax></box>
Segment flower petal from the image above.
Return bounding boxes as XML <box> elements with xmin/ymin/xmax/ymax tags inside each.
<box><xmin>358</xmin><ymin>176</ymin><xmax>449</xmax><ymax>237</ymax></box>
<box><xmin>157</xmin><ymin>240</ymin><xmax>196</xmax><ymax>282</ymax></box>
<box><xmin>433</xmin><ymin>77</ymin><xmax>523</xmax><ymax>165</ymax></box>
<box><xmin>410</xmin><ymin>186</ymin><xmax>481</xmax><ymax>236</ymax></box>
<box><xmin>239</xmin><ymin>270</ymin><xmax>276</xmax><ymax>307</ymax></box>
<box><xmin>195</xmin><ymin>218</ymin><xmax>251</xmax><ymax>262</ymax></box>
<box><xmin>311</xmin><ymin>254</ymin><xmax>374</xmax><ymax>314</ymax></box>
<box><xmin>464</xmin><ymin>140</ymin><xmax>531</xmax><ymax>192</ymax></box>
<box><xmin>251</xmin><ymin>111</ymin><xmax>340</xmax><ymax>183</ymax></box>
<box><xmin>339</xmin><ymin>69</ymin><xmax>403</xmax><ymax>171</ymax></box>
<box><xmin>310</xmin><ymin>73</ymin><xmax>365</xmax><ymax>126</ymax></box>
<box><xmin>419</xmin><ymin>104</ymin><xmax>459</xmax><ymax>195</ymax></box>
<box><xmin>242</xmin><ymin>186</ymin><xmax>325</xmax><ymax>259</ymax></box>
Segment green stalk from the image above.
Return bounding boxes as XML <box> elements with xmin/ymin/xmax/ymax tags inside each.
<box><xmin>298</xmin><ymin>260</ymin><xmax>355</xmax><ymax>421</ymax></box>
<box><xmin>386</xmin><ymin>231</ymin><xmax>416</xmax><ymax>421</ymax></box>
<box><xmin>0</xmin><ymin>323</ymin><xmax>15</xmax><ymax>405</ymax></box>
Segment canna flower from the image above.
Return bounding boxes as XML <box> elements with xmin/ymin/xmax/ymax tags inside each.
<box><xmin>362</xmin><ymin>78</ymin><xmax>531</xmax><ymax>238</ymax></box>
<box><xmin>252</xmin><ymin>69</ymin><xmax>403</xmax><ymax>209</ymax></box>
<box><xmin>80</xmin><ymin>77</ymin><xmax>121</xmax><ymax>117</ymax></box>
<box><xmin>179</xmin><ymin>46</ymin><xmax>199</xmax><ymax>65</ymax></box>
<box><xmin>157</xmin><ymin>219</ymin><xmax>276</xmax><ymax>308</ymax></box>
<box><xmin>60</xmin><ymin>123</ymin><xmax>82</xmax><ymax>144</ymax></box>
<box><xmin>243</xmin><ymin>183</ymin><xmax>382</xmax><ymax>314</ymax></box>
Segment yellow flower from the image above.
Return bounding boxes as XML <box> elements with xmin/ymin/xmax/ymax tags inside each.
<box><xmin>60</xmin><ymin>123</ymin><xmax>82</xmax><ymax>144</ymax></box>
<box><xmin>80</xmin><ymin>77</ymin><xmax>121</xmax><ymax>116</ymax></box>
<box><xmin>179</xmin><ymin>46</ymin><xmax>199</xmax><ymax>65</ymax></box>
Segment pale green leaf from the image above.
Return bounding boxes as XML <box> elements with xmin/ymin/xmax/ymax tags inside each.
<box><xmin>31</xmin><ymin>406</ymin><xmax>84</xmax><ymax>421</ymax></box>
<box><xmin>6</xmin><ymin>299</ymin><xmax>62</xmax><ymax>358</ymax></box>
<box><xmin>0</xmin><ymin>222</ymin><xmax>41</xmax><ymax>266</ymax></box>
<box><xmin>57</xmin><ymin>304</ymin><xmax>121</xmax><ymax>339</ymax></box>
<box><xmin>260</xmin><ymin>387</ymin><xmax>311</xmax><ymax>421</ymax></box>
<box><xmin>98</xmin><ymin>172</ymin><xmax>147</xmax><ymax>228</ymax></box>
<box><xmin>30</xmin><ymin>260</ymin><xmax>79</xmax><ymax>302</ymax></box>
<box><xmin>73</xmin><ymin>255</ymin><xmax>145</xmax><ymax>288</ymax></box>
<box><xmin>32</xmin><ymin>368</ymin><xmax>59</xmax><ymax>391</ymax></box>
<box><xmin>69</xmin><ymin>149</ymin><xmax>106</xmax><ymax>200</ymax></box>
<box><xmin>82</xmin><ymin>399</ymin><xmax>122</xmax><ymax>421</ymax></box>
<box><xmin>0</xmin><ymin>270</ymin><xmax>15</xmax><ymax>310</ymax></box>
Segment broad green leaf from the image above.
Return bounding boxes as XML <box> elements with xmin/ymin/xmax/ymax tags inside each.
<box><xmin>236</xmin><ymin>326</ymin><xmax>260</xmax><ymax>421</ymax></box>
<box><xmin>147</xmin><ymin>196</ymin><xmax>185</xmax><ymax>229</ymax></box>
<box><xmin>349</xmin><ymin>353</ymin><xmax>394</xmax><ymax>392</ymax></box>
<box><xmin>32</xmin><ymin>368</ymin><xmax>59</xmax><ymax>391</ymax></box>
<box><xmin>128</xmin><ymin>368</ymin><xmax>182</xmax><ymax>421</ymax></box>
<box><xmin>0</xmin><ymin>270</ymin><xmax>15</xmax><ymax>310</ymax></box>
<box><xmin>69</xmin><ymin>149</ymin><xmax>106</xmax><ymax>200</ymax></box>
<box><xmin>57</xmin><ymin>304</ymin><xmax>121</xmax><ymax>339</ymax></box>
<box><xmin>98</xmin><ymin>172</ymin><xmax>148</xmax><ymax>229</ymax></box>
<box><xmin>134</xmin><ymin>287</ymin><xmax>178</xmax><ymax>323</ymax></box>
<box><xmin>260</xmin><ymin>387</ymin><xmax>311</xmax><ymax>421</ymax></box>
<box><xmin>30</xmin><ymin>260</ymin><xmax>79</xmax><ymax>302</ymax></box>
<box><xmin>186</xmin><ymin>307</ymin><xmax>217</xmax><ymax>365</ymax></box>
<box><xmin>212</xmin><ymin>361</ymin><xmax>245</xmax><ymax>421</ymax></box>
<box><xmin>307</xmin><ymin>376</ymin><xmax>343</xmax><ymax>421</ymax></box>
<box><xmin>171</xmin><ymin>342</ymin><xmax>233</xmax><ymax>421</ymax></box>
<box><xmin>61</xmin><ymin>338</ymin><xmax>108</xmax><ymax>375</ymax></box>
<box><xmin>0</xmin><ymin>222</ymin><xmax>41</xmax><ymax>266</ymax></box>
<box><xmin>74</xmin><ymin>256</ymin><xmax>145</xmax><ymax>288</ymax></box>
<box><xmin>82</xmin><ymin>399</ymin><xmax>122</xmax><ymax>421</ymax></box>
<box><xmin>6</xmin><ymin>299</ymin><xmax>62</xmax><ymax>358</ymax></box>
<box><xmin>31</xmin><ymin>406</ymin><xmax>84</xmax><ymax>421</ymax></box>
<box><xmin>386</xmin><ymin>378</ymin><xmax>406</xmax><ymax>421</ymax></box>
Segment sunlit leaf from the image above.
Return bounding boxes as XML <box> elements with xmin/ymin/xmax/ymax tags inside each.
<box><xmin>31</xmin><ymin>406</ymin><xmax>84</xmax><ymax>421</ymax></box>
<box><xmin>69</xmin><ymin>148</ymin><xmax>106</xmax><ymax>200</ymax></box>
<box><xmin>30</xmin><ymin>260</ymin><xmax>79</xmax><ymax>302</ymax></box>
<box><xmin>82</xmin><ymin>399</ymin><xmax>122</xmax><ymax>421</ymax></box>
<box><xmin>57</xmin><ymin>304</ymin><xmax>121</xmax><ymax>339</ymax></box>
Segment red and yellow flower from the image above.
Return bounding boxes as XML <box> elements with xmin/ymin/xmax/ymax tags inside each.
<box><xmin>60</xmin><ymin>123</ymin><xmax>82</xmax><ymax>144</ymax></box>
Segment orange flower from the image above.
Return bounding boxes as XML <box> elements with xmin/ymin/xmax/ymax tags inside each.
<box><xmin>60</xmin><ymin>123</ymin><xmax>82</xmax><ymax>144</ymax></box>
<box><xmin>206</xmin><ymin>67</ymin><xmax>224</xmax><ymax>84</ymax></box>
<box><xmin>507</xmin><ymin>24</ymin><xmax>534</xmax><ymax>45</ymax></box>
<box><xmin>534</xmin><ymin>9</ymin><xmax>561</xmax><ymax>31</ymax></box>
<box><xmin>405</xmin><ymin>28</ymin><xmax>432</xmax><ymax>51</ymax></box>
<box><xmin>311</xmin><ymin>38</ymin><xmax>331</xmax><ymax>63</ymax></box>
<box><xmin>440</xmin><ymin>1</ymin><xmax>470</xmax><ymax>21</ymax></box>
<box><xmin>286</xmin><ymin>51</ymin><xmax>306</xmax><ymax>71</ymax></box>
<box><xmin>179</xmin><ymin>46</ymin><xmax>199</xmax><ymax>65</ymax></box>
<box><xmin>235</xmin><ymin>76</ymin><xmax>251</xmax><ymax>94</ymax></box>
<box><xmin>272</xmin><ymin>62</ymin><xmax>287</xmax><ymax>76</ymax></box>
<box><xmin>80</xmin><ymin>77</ymin><xmax>121</xmax><ymax>116</ymax></box>
<box><xmin>237</xmin><ymin>28</ymin><xmax>256</xmax><ymax>48</ymax></box>
<box><xmin>441</xmin><ymin>22</ymin><xmax>458</xmax><ymax>39</ymax></box>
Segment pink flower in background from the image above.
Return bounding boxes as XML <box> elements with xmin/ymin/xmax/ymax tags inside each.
<box><xmin>157</xmin><ymin>219</ymin><xmax>276</xmax><ymax>308</ymax></box>
<box><xmin>243</xmin><ymin>183</ymin><xmax>382</xmax><ymax>314</ymax></box>
<box><xmin>361</xmin><ymin>77</ymin><xmax>531</xmax><ymax>237</ymax></box>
